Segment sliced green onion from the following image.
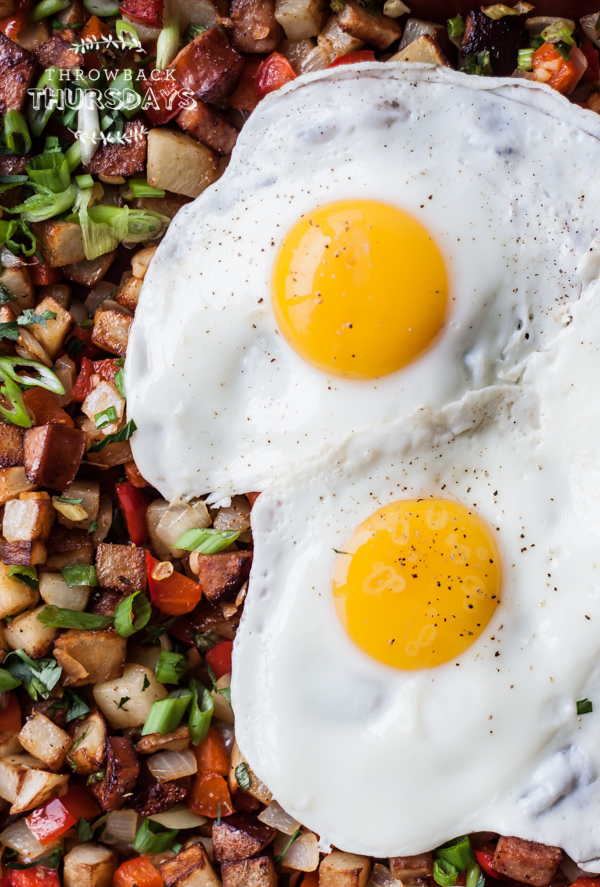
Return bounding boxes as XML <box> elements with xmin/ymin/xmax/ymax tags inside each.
<box><xmin>155</xmin><ymin>650</ymin><xmax>187</xmax><ymax>685</ymax></box>
<box><xmin>44</xmin><ymin>135</ymin><xmax>61</xmax><ymax>153</ymax></box>
<box><xmin>436</xmin><ymin>837</ymin><xmax>474</xmax><ymax>872</ymax></box>
<box><xmin>128</xmin><ymin>178</ymin><xmax>165</xmax><ymax>199</ymax></box>
<box><xmin>8</xmin><ymin>566</ymin><xmax>38</xmax><ymax>590</ymax></box>
<box><xmin>5</xmin><ymin>111</ymin><xmax>32</xmax><ymax>156</ymax></box>
<box><xmin>84</xmin><ymin>0</ymin><xmax>119</xmax><ymax>15</ymax></box>
<box><xmin>125</xmin><ymin>210</ymin><xmax>170</xmax><ymax>243</ymax></box>
<box><xmin>78</xmin><ymin>91</ymin><xmax>101</xmax><ymax>167</ymax></box>
<box><xmin>274</xmin><ymin>828</ymin><xmax>301</xmax><ymax>868</ymax></box>
<box><xmin>0</xmin><ymin>372</ymin><xmax>32</xmax><ymax>428</ymax></box>
<box><xmin>21</xmin><ymin>184</ymin><xmax>77</xmax><ymax>223</ymax></box>
<box><xmin>27</xmin><ymin>67</ymin><xmax>61</xmax><ymax>138</ymax></box>
<box><xmin>156</xmin><ymin>8</ymin><xmax>180</xmax><ymax>70</ymax></box>
<box><xmin>26</xmin><ymin>151</ymin><xmax>70</xmax><ymax>193</ymax></box>
<box><xmin>541</xmin><ymin>21</ymin><xmax>576</xmax><ymax>46</ymax></box>
<box><xmin>74</xmin><ymin>187</ymin><xmax>125</xmax><ymax>261</ymax></box>
<box><xmin>235</xmin><ymin>762</ymin><xmax>251</xmax><ymax>792</ymax></box>
<box><xmin>88</xmin><ymin>418</ymin><xmax>137</xmax><ymax>452</ymax></box>
<box><xmin>75</xmin><ymin>174</ymin><xmax>94</xmax><ymax>189</ymax></box>
<box><xmin>133</xmin><ymin>819</ymin><xmax>179</xmax><ymax>854</ymax></box>
<box><xmin>30</xmin><ymin>0</ymin><xmax>70</xmax><ymax>21</ymax></box>
<box><xmin>114</xmin><ymin>591</ymin><xmax>151</xmax><ymax>638</ymax></box>
<box><xmin>577</xmin><ymin>698</ymin><xmax>593</xmax><ymax>715</ymax></box>
<box><xmin>94</xmin><ymin>406</ymin><xmax>117</xmax><ymax>429</ymax></box>
<box><xmin>61</xmin><ymin>564</ymin><xmax>98</xmax><ymax>588</ymax></box>
<box><xmin>466</xmin><ymin>863</ymin><xmax>484</xmax><ymax>887</ymax></box>
<box><xmin>38</xmin><ymin>606</ymin><xmax>112</xmax><ymax>630</ymax></box>
<box><xmin>0</xmin><ymin>668</ymin><xmax>22</xmax><ymax>692</ymax></box>
<box><xmin>65</xmin><ymin>140</ymin><xmax>82</xmax><ymax>174</ymax></box>
<box><xmin>0</xmin><ymin>356</ymin><xmax>64</xmax><ymax>395</ymax></box>
<box><xmin>447</xmin><ymin>15</ymin><xmax>465</xmax><ymax>38</ymax></box>
<box><xmin>0</xmin><ymin>321</ymin><xmax>20</xmax><ymax>341</ymax></box>
<box><xmin>116</xmin><ymin>19</ymin><xmax>142</xmax><ymax>48</ymax></box>
<box><xmin>191</xmin><ymin>630</ymin><xmax>221</xmax><ymax>653</ymax></box>
<box><xmin>141</xmin><ymin>688</ymin><xmax>192</xmax><ymax>735</ymax></box>
<box><xmin>174</xmin><ymin>528</ymin><xmax>240</xmax><ymax>554</ymax></box>
<box><xmin>105</xmin><ymin>70</ymin><xmax>142</xmax><ymax>120</ymax></box>
<box><xmin>517</xmin><ymin>47</ymin><xmax>534</xmax><ymax>70</ymax></box>
<box><xmin>188</xmin><ymin>678</ymin><xmax>214</xmax><ymax>745</ymax></box>
<box><xmin>433</xmin><ymin>860</ymin><xmax>459</xmax><ymax>887</ymax></box>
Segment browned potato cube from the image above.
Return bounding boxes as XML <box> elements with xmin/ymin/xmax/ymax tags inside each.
<box><xmin>0</xmin><ymin>559</ymin><xmax>39</xmax><ymax>618</ymax></box>
<box><xmin>147</xmin><ymin>129</ymin><xmax>219</xmax><ymax>200</ymax></box>
<box><xmin>317</xmin><ymin>16</ymin><xmax>364</xmax><ymax>60</ymax></box>
<box><xmin>319</xmin><ymin>851</ymin><xmax>371</xmax><ymax>887</ymax></box>
<box><xmin>95</xmin><ymin>542</ymin><xmax>147</xmax><ymax>592</ymax></box>
<box><xmin>169</xmin><ymin>27</ymin><xmax>244</xmax><ymax>103</ymax></box>
<box><xmin>18</xmin><ymin>711</ymin><xmax>72</xmax><ymax>771</ymax></box>
<box><xmin>69</xmin><ymin>711</ymin><xmax>107</xmax><ymax>775</ymax></box>
<box><xmin>0</xmin><ymin>32</ymin><xmax>36</xmax><ymax>114</ymax></box>
<box><xmin>0</xmin><ymin>261</ymin><xmax>34</xmax><ymax>312</ymax></box>
<box><xmin>115</xmin><ymin>275</ymin><xmax>142</xmax><ymax>313</ymax></box>
<box><xmin>23</xmin><ymin>424</ymin><xmax>86</xmax><ymax>491</ymax></box>
<box><xmin>63</xmin><ymin>251</ymin><xmax>117</xmax><ymax>287</ymax></box>
<box><xmin>221</xmin><ymin>856</ymin><xmax>278</xmax><ymax>887</ymax></box>
<box><xmin>34</xmin><ymin>28</ymin><xmax>83</xmax><ymax>68</ymax></box>
<box><xmin>31</xmin><ymin>221</ymin><xmax>86</xmax><ymax>268</ymax></box>
<box><xmin>213</xmin><ymin>813</ymin><xmax>276</xmax><ymax>863</ymax></box>
<box><xmin>274</xmin><ymin>0</ymin><xmax>327</xmax><ymax>39</ymax></box>
<box><xmin>91</xmin><ymin>310</ymin><xmax>133</xmax><ymax>358</ymax></box>
<box><xmin>3</xmin><ymin>491</ymin><xmax>55</xmax><ymax>542</ymax></box>
<box><xmin>4</xmin><ymin>605</ymin><xmax>57</xmax><ymax>657</ymax></box>
<box><xmin>189</xmin><ymin>551</ymin><xmax>252</xmax><ymax>603</ymax></box>
<box><xmin>337</xmin><ymin>0</ymin><xmax>401</xmax><ymax>48</ymax></box>
<box><xmin>389</xmin><ymin>853</ymin><xmax>433</xmax><ymax>881</ymax></box>
<box><xmin>81</xmin><ymin>380</ymin><xmax>125</xmax><ymax>435</ymax></box>
<box><xmin>44</xmin><ymin>525</ymin><xmax>93</xmax><ymax>571</ymax></box>
<box><xmin>3</xmin><ymin>541</ymin><xmax>47</xmax><ymax>566</ymax></box>
<box><xmin>389</xmin><ymin>33</ymin><xmax>450</xmax><ymax>65</ymax></box>
<box><xmin>0</xmin><ymin>467</ymin><xmax>35</xmax><ymax>504</ymax></box>
<box><xmin>158</xmin><ymin>843</ymin><xmax>221</xmax><ymax>887</ymax></box>
<box><xmin>230</xmin><ymin>0</ymin><xmax>283</xmax><ymax>53</ymax></box>
<box><xmin>63</xmin><ymin>843</ymin><xmax>118</xmax><ymax>887</ymax></box>
<box><xmin>53</xmin><ymin>629</ymin><xmax>127</xmax><ymax>686</ymax></box>
<box><xmin>176</xmin><ymin>99</ymin><xmax>238</xmax><ymax>156</ymax></box>
<box><xmin>0</xmin><ymin>423</ymin><xmax>23</xmax><ymax>468</ymax></box>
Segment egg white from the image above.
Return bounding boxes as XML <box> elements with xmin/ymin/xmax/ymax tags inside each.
<box><xmin>232</xmin><ymin>267</ymin><xmax>600</xmax><ymax>864</ymax></box>
<box><xmin>126</xmin><ymin>65</ymin><xmax>600</xmax><ymax>502</ymax></box>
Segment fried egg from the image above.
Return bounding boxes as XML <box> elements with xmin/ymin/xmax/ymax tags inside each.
<box><xmin>232</xmin><ymin>267</ymin><xmax>600</xmax><ymax>866</ymax></box>
<box><xmin>125</xmin><ymin>65</ymin><xmax>600</xmax><ymax>501</ymax></box>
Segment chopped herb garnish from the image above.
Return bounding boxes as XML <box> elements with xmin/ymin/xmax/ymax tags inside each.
<box><xmin>114</xmin><ymin>367</ymin><xmax>126</xmax><ymax>399</ymax></box>
<box><xmin>17</xmin><ymin>308</ymin><xmax>57</xmax><ymax>328</ymax></box>
<box><xmin>88</xmin><ymin>418</ymin><xmax>137</xmax><ymax>452</ymax></box>
<box><xmin>38</xmin><ymin>605</ymin><xmax>112</xmax><ymax>631</ymax></box>
<box><xmin>77</xmin><ymin>818</ymin><xmax>94</xmax><ymax>842</ymax></box>
<box><xmin>117</xmin><ymin>696</ymin><xmax>130</xmax><ymax>710</ymax></box>
<box><xmin>155</xmin><ymin>650</ymin><xmax>187</xmax><ymax>684</ymax></box>
<box><xmin>5</xmin><ymin>847</ymin><xmax>62</xmax><ymax>870</ymax></box>
<box><xmin>3</xmin><ymin>650</ymin><xmax>62</xmax><ymax>700</ymax></box>
<box><xmin>143</xmin><ymin>617</ymin><xmax>176</xmax><ymax>644</ymax></box>
<box><xmin>61</xmin><ymin>564</ymin><xmax>98</xmax><ymax>587</ymax></box>
<box><xmin>447</xmin><ymin>15</ymin><xmax>465</xmax><ymax>38</ymax></box>
<box><xmin>67</xmin><ymin>725</ymin><xmax>90</xmax><ymax>769</ymax></box>
<box><xmin>7</xmin><ymin>565</ymin><xmax>38</xmax><ymax>590</ymax></box>
<box><xmin>114</xmin><ymin>590</ymin><xmax>151</xmax><ymax>638</ymax></box>
<box><xmin>207</xmin><ymin>663</ymin><xmax>231</xmax><ymax>706</ymax></box>
<box><xmin>142</xmin><ymin>674</ymin><xmax>151</xmax><ymax>691</ymax></box>
<box><xmin>56</xmin><ymin>496</ymin><xmax>84</xmax><ymax>504</ymax></box>
<box><xmin>133</xmin><ymin>819</ymin><xmax>179</xmax><ymax>854</ymax></box>
<box><xmin>0</xmin><ymin>282</ymin><xmax>16</xmax><ymax>304</ymax></box>
<box><xmin>332</xmin><ymin>548</ymin><xmax>350</xmax><ymax>555</ymax></box>
<box><xmin>577</xmin><ymin>698</ymin><xmax>593</xmax><ymax>715</ymax></box>
<box><xmin>274</xmin><ymin>828</ymin><xmax>301</xmax><ymax>868</ymax></box>
<box><xmin>235</xmin><ymin>762</ymin><xmax>252</xmax><ymax>792</ymax></box>
<box><xmin>64</xmin><ymin>335</ymin><xmax>86</xmax><ymax>359</ymax></box>
<box><xmin>88</xmin><ymin>520</ymin><xmax>99</xmax><ymax>534</ymax></box>
<box><xmin>191</xmin><ymin>630</ymin><xmax>221</xmax><ymax>653</ymax></box>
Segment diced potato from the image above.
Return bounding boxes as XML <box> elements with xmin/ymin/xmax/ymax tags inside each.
<box><xmin>38</xmin><ymin>283</ymin><xmax>71</xmax><ymax>309</ymax></box>
<box><xmin>389</xmin><ymin>33</ymin><xmax>449</xmax><ymax>65</ymax></box>
<box><xmin>174</xmin><ymin>0</ymin><xmax>228</xmax><ymax>27</ymax></box>
<box><xmin>0</xmin><ymin>262</ymin><xmax>34</xmax><ymax>313</ymax></box>
<box><xmin>337</xmin><ymin>0</ymin><xmax>402</xmax><ymax>48</ymax></box>
<box><xmin>115</xmin><ymin>275</ymin><xmax>142</xmax><ymax>313</ymax></box>
<box><xmin>0</xmin><ymin>560</ymin><xmax>39</xmax><ymax>619</ymax></box>
<box><xmin>81</xmin><ymin>380</ymin><xmax>125</xmax><ymax>436</ymax></box>
<box><xmin>0</xmin><ymin>467</ymin><xmax>36</xmax><ymax>505</ymax></box>
<box><xmin>18</xmin><ymin>712</ymin><xmax>72</xmax><ymax>772</ymax></box>
<box><xmin>3</xmin><ymin>540</ymin><xmax>47</xmax><ymax>567</ymax></box>
<box><xmin>229</xmin><ymin>740</ymin><xmax>272</xmax><ymax>803</ymax></box>
<box><xmin>0</xmin><ymin>734</ymin><xmax>22</xmax><ymax>757</ymax></box>
<box><xmin>2</xmin><ymin>492</ymin><xmax>54</xmax><ymax>543</ymax></box>
<box><xmin>4</xmin><ymin>605</ymin><xmax>57</xmax><ymax>657</ymax></box>
<box><xmin>147</xmin><ymin>129</ymin><xmax>219</xmax><ymax>199</ymax></box>
<box><xmin>28</xmin><ymin>297</ymin><xmax>73</xmax><ymax>359</ymax></box>
<box><xmin>63</xmin><ymin>251</ymin><xmax>117</xmax><ymax>288</ymax></box>
<box><xmin>278</xmin><ymin>37</ymin><xmax>316</xmax><ymax>71</ymax></box>
<box><xmin>91</xmin><ymin>310</ymin><xmax>133</xmax><ymax>358</ymax></box>
<box><xmin>132</xmin><ymin>246</ymin><xmax>157</xmax><ymax>280</ymax></box>
<box><xmin>31</xmin><ymin>221</ymin><xmax>86</xmax><ymax>268</ymax></box>
<box><xmin>0</xmin><ymin>754</ymin><xmax>42</xmax><ymax>803</ymax></box>
<box><xmin>158</xmin><ymin>843</ymin><xmax>221</xmax><ymax>887</ymax></box>
<box><xmin>0</xmin><ymin>422</ymin><xmax>24</xmax><ymax>470</ymax></box>
<box><xmin>53</xmin><ymin>629</ymin><xmax>126</xmax><ymax>686</ymax></box>
<box><xmin>275</xmin><ymin>0</ymin><xmax>329</xmax><ymax>39</ymax></box>
<box><xmin>221</xmin><ymin>856</ymin><xmax>277</xmax><ymax>887</ymax></box>
<box><xmin>69</xmin><ymin>711</ymin><xmax>107</xmax><ymax>775</ymax></box>
<box><xmin>94</xmin><ymin>663</ymin><xmax>167</xmax><ymax>729</ymax></box>
<box><xmin>11</xmin><ymin>768</ymin><xmax>69</xmax><ymax>814</ymax></box>
<box><xmin>39</xmin><ymin>573</ymin><xmax>90</xmax><ymax>610</ymax></box>
<box><xmin>389</xmin><ymin>853</ymin><xmax>433</xmax><ymax>881</ymax></box>
<box><xmin>317</xmin><ymin>14</ymin><xmax>364</xmax><ymax>60</ymax></box>
<box><xmin>44</xmin><ymin>526</ymin><xmax>93</xmax><ymax>572</ymax></box>
<box><xmin>63</xmin><ymin>842</ymin><xmax>118</xmax><ymax>887</ymax></box>
<box><xmin>319</xmin><ymin>851</ymin><xmax>372</xmax><ymax>887</ymax></box>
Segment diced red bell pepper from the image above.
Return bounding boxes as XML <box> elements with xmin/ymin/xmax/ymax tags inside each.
<box><xmin>255</xmin><ymin>52</ymin><xmax>296</xmax><ymax>100</ymax></box>
<box><xmin>582</xmin><ymin>40</ymin><xmax>600</xmax><ymax>81</ymax></box>
<box><xmin>328</xmin><ymin>50</ymin><xmax>376</xmax><ymax>67</ymax></box>
<box><xmin>474</xmin><ymin>851</ymin><xmax>502</xmax><ymax>880</ymax></box>
<box><xmin>64</xmin><ymin>326</ymin><xmax>101</xmax><ymax>366</ymax></box>
<box><xmin>72</xmin><ymin>357</ymin><xmax>122</xmax><ymax>403</ymax></box>
<box><xmin>115</xmin><ymin>481</ymin><xmax>150</xmax><ymax>545</ymax></box>
<box><xmin>0</xmin><ymin>0</ymin><xmax>31</xmax><ymax>40</ymax></box>
<box><xmin>570</xmin><ymin>880</ymin><xmax>600</xmax><ymax>887</ymax></box>
<box><xmin>147</xmin><ymin>551</ymin><xmax>203</xmax><ymax>616</ymax></box>
<box><xmin>205</xmin><ymin>639</ymin><xmax>232</xmax><ymax>680</ymax></box>
<box><xmin>188</xmin><ymin>771</ymin><xmax>234</xmax><ymax>818</ymax></box>
<box><xmin>532</xmin><ymin>42</ymin><xmax>588</xmax><ymax>95</ymax></box>
<box><xmin>113</xmin><ymin>856</ymin><xmax>164</xmax><ymax>887</ymax></box>
<box><xmin>27</xmin><ymin>257</ymin><xmax>63</xmax><ymax>287</ymax></box>
<box><xmin>230</xmin><ymin>55</ymin><xmax>265</xmax><ymax>112</ymax></box>
<box><xmin>8</xmin><ymin>868</ymin><xmax>61</xmax><ymax>887</ymax></box>
<box><xmin>119</xmin><ymin>0</ymin><xmax>163</xmax><ymax>27</ymax></box>
<box><xmin>0</xmin><ymin>692</ymin><xmax>21</xmax><ymax>732</ymax></box>
<box><xmin>194</xmin><ymin>727</ymin><xmax>230</xmax><ymax>776</ymax></box>
<box><xmin>124</xmin><ymin>460</ymin><xmax>149</xmax><ymax>488</ymax></box>
<box><xmin>78</xmin><ymin>15</ymin><xmax>112</xmax><ymax>70</ymax></box>
<box><xmin>26</xmin><ymin>785</ymin><xmax>100</xmax><ymax>846</ymax></box>
<box><xmin>141</xmin><ymin>70</ymin><xmax>191</xmax><ymax>126</ymax></box>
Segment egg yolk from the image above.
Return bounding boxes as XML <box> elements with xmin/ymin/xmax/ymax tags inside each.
<box><xmin>272</xmin><ymin>200</ymin><xmax>448</xmax><ymax>379</ymax></box>
<box><xmin>333</xmin><ymin>498</ymin><xmax>501</xmax><ymax>670</ymax></box>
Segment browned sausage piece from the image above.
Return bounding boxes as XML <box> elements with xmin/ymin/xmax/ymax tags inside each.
<box><xmin>35</xmin><ymin>29</ymin><xmax>84</xmax><ymax>69</ymax></box>
<box><xmin>460</xmin><ymin>9</ymin><xmax>526</xmax><ymax>77</ymax></box>
<box><xmin>169</xmin><ymin>28</ymin><xmax>244</xmax><ymax>103</ymax></box>
<box><xmin>176</xmin><ymin>99</ymin><xmax>238</xmax><ymax>156</ymax></box>
<box><xmin>86</xmin><ymin>120</ymin><xmax>147</xmax><ymax>177</ymax></box>
<box><xmin>213</xmin><ymin>813</ymin><xmax>276</xmax><ymax>863</ymax></box>
<box><xmin>88</xmin><ymin>737</ymin><xmax>140</xmax><ymax>812</ymax></box>
<box><xmin>493</xmin><ymin>836</ymin><xmax>562</xmax><ymax>887</ymax></box>
<box><xmin>389</xmin><ymin>853</ymin><xmax>434</xmax><ymax>881</ymax></box>
<box><xmin>131</xmin><ymin>763</ymin><xmax>189</xmax><ymax>816</ymax></box>
<box><xmin>0</xmin><ymin>422</ymin><xmax>23</xmax><ymax>468</ymax></box>
<box><xmin>230</xmin><ymin>0</ymin><xmax>283</xmax><ymax>53</ymax></box>
<box><xmin>23</xmin><ymin>425</ymin><xmax>86</xmax><ymax>492</ymax></box>
<box><xmin>191</xmin><ymin>550</ymin><xmax>252</xmax><ymax>603</ymax></box>
<box><xmin>0</xmin><ymin>32</ymin><xmax>36</xmax><ymax>115</ymax></box>
<box><xmin>95</xmin><ymin>542</ymin><xmax>147</xmax><ymax>592</ymax></box>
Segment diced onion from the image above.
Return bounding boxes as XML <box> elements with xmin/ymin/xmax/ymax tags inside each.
<box><xmin>92</xmin><ymin>494</ymin><xmax>113</xmax><ymax>545</ymax></box>
<box><xmin>212</xmin><ymin>674</ymin><xmax>234</xmax><ymax>724</ymax></box>
<box><xmin>382</xmin><ymin>0</ymin><xmax>410</xmax><ymax>17</ymax></box>
<box><xmin>368</xmin><ymin>864</ymin><xmax>402</xmax><ymax>887</ymax></box>
<box><xmin>213</xmin><ymin>495</ymin><xmax>251</xmax><ymax>537</ymax></box>
<box><xmin>148</xmin><ymin>805</ymin><xmax>207</xmax><ymax>829</ymax></box>
<box><xmin>102</xmin><ymin>809</ymin><xmax>138</xmax><ymax>846</ymax></box>
<box><xmin>581</xmin><ymin>14</ymin><xmax>600</xmax><ymax>49</ymax></box>
<box><xmin>54</xmin><ymin>355</ymin><xmax>76</xmax><ymax>407</ymax></box>
<box><xmin>156</xmin><ymin>0</ymin><xmax>180</xmax><ymax>69</ymax></box>
<box><xmin>258</xmin><ymin>801</ymin><xmax>301</xmax><ymax>836</ymax></box>
<box><xmin>147</xmin><ymin>749</ymin><xmax>198</xmax><ymax>782</ymax></box>
<box><xmin>273</xmin><ymin>830</ymin><xmax>319</xmax><ymax>872</ymax></box>
<box><xmin>77</xmin><ymin>90</ymin><xmax>101</xmax><ymax>166</ymax></box>
<box><xmin>298</xmin><ymin>45</ymin><xmax>331</xmax><ymax>74</ymax></box>
<box><xmin>525</xmin><ymin>15</ymin><xmax>575</xmax><ymax>34</ymax></box>
<box><xmin>398</xmin><ymin>18</ymin><xmax>442</xmax><ymax>50</ymax></box>
<box><xmin>0</xmin><ymin>820</ymin><xmax>55</xmax><ymax>861</ymax></box>
<box><xmin>84</xmin><ymin>281</ymin><xmax>114</xmax><ymax>316</ymax></box>
<box><xmin>156</xmin><ymin>498</ymin><xmax>211</xmax><ymax>553</ymax></box>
